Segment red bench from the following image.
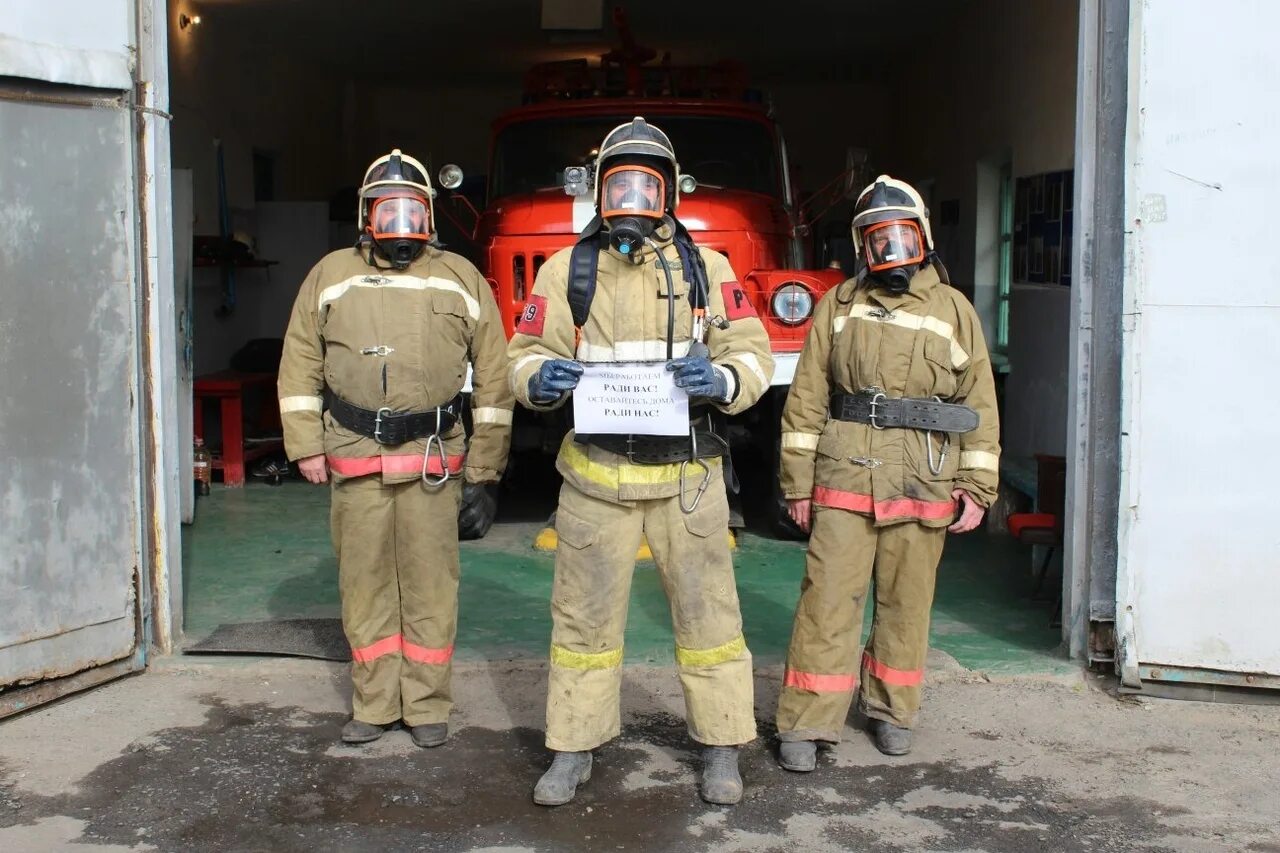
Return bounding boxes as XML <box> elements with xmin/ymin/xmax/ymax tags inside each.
<box><xmin>193</xmin><ymin>371</ymin><xmax>283</xmax><ymax>487</ymax></box>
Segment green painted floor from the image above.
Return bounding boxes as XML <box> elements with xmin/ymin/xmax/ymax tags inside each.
<box><xmin>182</xmin><ymin>481</ymin><xmax>1071</xmax><ymax>675</ymax></box>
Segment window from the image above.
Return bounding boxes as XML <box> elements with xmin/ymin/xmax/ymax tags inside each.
<box><xmin>996</xmin><ymin>163</ymin><xmax>1013</xmax><ymax>352</ymax></box>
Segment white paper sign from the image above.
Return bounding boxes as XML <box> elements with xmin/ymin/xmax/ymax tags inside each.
<box><xmin>573</xmin><ymin>362</ymin><xmax>690</xmax><ymax>436</ymax></box>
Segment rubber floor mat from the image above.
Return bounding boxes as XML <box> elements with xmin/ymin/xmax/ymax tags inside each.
<box><xmin>184</xmin><ymin>618</ymin><xmax>350</xmax><ymax>661</ymax></box>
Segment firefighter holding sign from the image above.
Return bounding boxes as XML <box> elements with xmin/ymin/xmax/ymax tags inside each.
<box><xmin>507</xmin><ymin>118</ymin><xmax>773</xmax><ymax>806</ymax></box>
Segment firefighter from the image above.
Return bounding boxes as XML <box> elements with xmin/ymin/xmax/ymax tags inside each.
<box><xmin>278</xmin><ymin>149</ymin><xmax>513</xmax><ymax>747</ymax></box>
<box><xmin>508</xmin><ymin>118</ymin><xmax>774</xmax><ymax>806</ymax></box>
<box><xmin>774</xmin><ymin>175</ymin><xmax>1000</xmax><ymax>771</ymax></box>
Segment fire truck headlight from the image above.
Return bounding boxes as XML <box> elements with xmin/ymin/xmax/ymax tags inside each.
<box><xmin>771</xmin><ymin>283</ymin><xmax>813</xmax><ymax>325</ymax></box>
<box><xmin>439</xmin><ymin>164</ymin><xmax>464</xmax><ymax>190</ymax></box>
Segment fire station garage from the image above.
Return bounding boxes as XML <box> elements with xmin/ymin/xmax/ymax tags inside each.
<box><xmin>167</xmin><ymin>0</ymin><xmax>1081</xmax><ymax>673</ymax></box>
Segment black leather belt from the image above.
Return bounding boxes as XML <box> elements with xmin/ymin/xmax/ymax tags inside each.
<box><xmin>830</xmin><ymin>391</ymin><xmax>978</xmax><ymax>433</ymax></box>
<box><xmin>330</xmin><ymin>394</ymin><xmax>462</xmax><ymax>445</ymax></box>
<box><xmin>576</xmin><ymin>419</ymin><xmax>728</xmax><ymax>465</ymax></box>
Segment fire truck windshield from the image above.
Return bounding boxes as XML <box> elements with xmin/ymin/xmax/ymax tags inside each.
<box><xmin>491</xmin><ymin>115</ymin><xmax>779</xmax><ymax>202</ymax></box>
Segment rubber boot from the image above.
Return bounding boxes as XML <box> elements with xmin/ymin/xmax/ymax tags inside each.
<box><xmin>341</xmin><ymin>719</ymin><xmax>395</xmax><ymax>744</ymax></box>
<box><xmin>409</xmin><ymin>722</ymin><xmax>448</xmax><ymax>748</ymax></box>
<box><xmin>700</xmin><ymin>746</ymin><xmax>743</xmax><ymax>805</ymax></box>
<box><xmin>870</xmin><ymin>719</ymin><xmax>912</xmax><ymax>755</ymax></box>
<box><xmin>777</xmin><ymin>740</ymin><xmax>817</xmax><ymax>772</ymax></box>
<box><xmin>533</xmin><ymin>751</ymin><xmax>592</xmax><ymax>806</ymax></box>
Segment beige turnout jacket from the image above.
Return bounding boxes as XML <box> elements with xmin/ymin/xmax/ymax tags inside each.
<box><xmin>779</xmin><ymin>265</ymin><xmax>999</xmax><ymax>527</ymax></box>
<box><xmin>278</xmin><ymin>245</ymin><xmax>513</xmax><ymax>485</ymax></box>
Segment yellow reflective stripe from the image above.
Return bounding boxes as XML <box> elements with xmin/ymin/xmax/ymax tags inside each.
<box><xmin>473</xmin><ymin>406</ymin><xmax>514</xmax><ymax>426</ymax></box>
<box><xmin>318</xmin><ymin>275</ymin><xmax>480</xmax><ymax>320</ymax></box>
<box><xmin>279</xmin><ymin>395</ymin><xmax>323</xmax><ymax>413</ymax></box>
<box><xmin>559</xmin><ymin>438</ymin><xmax>720</xmax><ymax>489</ymax></box>
<box><xmin>960</xmin><ymin>450</ymin><xmax>999</xmax><ymax>472</ymax></box>
<box><xmin>675</xmin><ymin>634</ymin><xmax>747</xmax><ymax>668</ymax></box>
<box><xmin>513</xmin><ymin>353</ymin><xmax>550</xmax><ymax>376</ymax></box>
<box><xmin>781</xmin><ymin>432</ymin><xmax>820</xmax><ymax>451</ymax></box>
<box><xmin>842</xmin><ymin>305</ymin><xmax>970</xmax><ymax>368</ymax></box>
<box><xmin>550</xmin><ymin>644</ymin><xmax>624</xmax><ymax>670</ymax></box>
<box><xmin>713</xmin><ymin>364</ymin><xmax>737</xmax><ymax>402</ymax></box>
<box><xmin>726</xmin><ymin>352</ymin><xmax>769</xmax><ymax>387</ymax></box>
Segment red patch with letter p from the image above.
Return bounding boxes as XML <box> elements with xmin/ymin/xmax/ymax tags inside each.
<box><xmin>721</xmin><ymin>281</ymin><xmax>757</xmax><ymax>321</ymax></box>
<box><xmin>515</xmin><ymin>294</ymin><xmax>548</xmax><ymax>337</ymax></box>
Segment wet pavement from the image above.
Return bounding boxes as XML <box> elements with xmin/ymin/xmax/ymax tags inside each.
<box><xmin>2</xmin><ymin>660</ymin><xmax>1277</xmax><ymax>852</ymax></box>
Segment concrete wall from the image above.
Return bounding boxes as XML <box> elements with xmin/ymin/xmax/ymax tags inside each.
<box><xmin>888</xmin><ymin>0</ymin><xmax>1079</xmax><ymax>458</ymax></box>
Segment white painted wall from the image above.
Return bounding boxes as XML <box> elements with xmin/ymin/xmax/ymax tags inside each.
<box><xmin>1119</xmin><ymin>0</ymin><xmax>1280</xmax><ymax>678</ymax></box>
<box><xmin>0</xmin><ymin>0</ymin><xmax>133</xmax><ymax>88</ymax></box>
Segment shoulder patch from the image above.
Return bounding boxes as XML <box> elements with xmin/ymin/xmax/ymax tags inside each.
<box><xmin>721</xmin><ymin>281</ymin><xmax>757</xmax><ymax>321</ymax></box>
<box><xmin>516</xmin><ymin>294</ymin><xmax>548</xmax><ymax>337</ymax></box>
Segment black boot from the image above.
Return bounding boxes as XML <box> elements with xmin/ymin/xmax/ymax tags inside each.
<box><xmin>700</xmin><ymin>746</ymin><xmax>743</xmax><ymax>805</ymax></box>
<box><xmin>409</xmin><ymin>722</ymin><xmax>448</xmax><ymax>748</ymax></box>
<box><xmin>870</xmin><ymin>719</ymin><xmax>912</xmax><ymax>755</ymax></box>
<box><xmin>533</xmin><ymin>751</ymin><xmax>592</xmax><ymax>806</ymax></box>
<box><xmin>777</xmin><ymin>740</ymin><xmax>817</xmax><ymax>772</ymax></box>
<box><xmin>340</xmin><ymin>719</ymin><xmax>396</xmax><ymax>744</ymax></box>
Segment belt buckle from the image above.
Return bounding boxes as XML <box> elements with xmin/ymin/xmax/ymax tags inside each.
<box><xmin>867</xmin><ymin>392</ymin><xmax>887</xmax><ymax>430</ymax></box>
<box><xmin>373</xmin><ymin>407</ymin><xmax>393</xmax><ymax>444</ymax></box>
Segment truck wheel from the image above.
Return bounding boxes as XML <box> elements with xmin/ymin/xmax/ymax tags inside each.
<box><xmin>458</xmin><ymin>481</ymin><xmax>499</xmax><ymax>540</ymax></box>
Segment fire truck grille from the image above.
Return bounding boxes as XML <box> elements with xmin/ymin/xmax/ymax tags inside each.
<box><xmin>512</xmin><ymin>253</ymin><xmax>548</xmax><ymax>302</ymax></box>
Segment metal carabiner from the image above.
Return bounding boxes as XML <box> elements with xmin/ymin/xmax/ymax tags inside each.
<box><xmin>679</xmin><ymin>427</ymin><xmax>712</xmax><ymax>514</ymax></box>
<box><xmin>421</xmin><ymin>407</ymin><xmax>450</xmax><ymax>487</ymax></box>
<box><xmin>680</xmin><ymin>458</ymin><xmax>712</xmax><ymax>514</ymax></box>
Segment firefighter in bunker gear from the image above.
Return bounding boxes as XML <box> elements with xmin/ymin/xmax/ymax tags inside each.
<box><xmin>509</xmin><ymin>117</ymin><xmax>774</xmax><ymax>806</ymax></box>
<box><xmin>278</xmin><ymin>148</ymin><xmax>514</xmax><ymax>745</ymax></box>
<box><xmin>774</xmin><ymin>175</ymin><xmax>999</xmax><ymax>767</ymax></box>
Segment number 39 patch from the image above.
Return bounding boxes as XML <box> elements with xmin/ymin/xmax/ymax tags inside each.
<box><xmin>516</xmin><ymin>294</ymin><xmax>548</xmax><ymax>337</ymax></box>
<box><xmin>721</xmin><ymin>281</ymin><xmax>757</xmax><ymax>321</ymax></box>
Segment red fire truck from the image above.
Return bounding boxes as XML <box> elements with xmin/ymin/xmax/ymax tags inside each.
<box><xmin>445</xmin><ymin>24</ymin><xmax>848</xmax><ymax>538</ymax></box>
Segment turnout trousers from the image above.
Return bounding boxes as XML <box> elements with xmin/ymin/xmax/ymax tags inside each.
<box><xmin>331</xmin><ymin>475</ymin><xmax>462</xmax><ymax>727</ymax></box>
<box><xmin>777</xmin><ymin>506</ymin><xmax>946</xmax><ymax>740</ymax></box>
<box><xmin>545</xmin><ymin>479</ymin><xmax>756</xmax><ymax>752</ymax></box>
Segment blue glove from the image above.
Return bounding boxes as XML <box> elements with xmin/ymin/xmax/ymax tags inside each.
<box><xmin>666</xmin><ymin>356</ymin><xmax>730</xmax><ymax>402</ymax></box>
<box><xmin>528</xmin><ymin>358</ymin><xmax>585</xmax><ymax>403</ymax></box>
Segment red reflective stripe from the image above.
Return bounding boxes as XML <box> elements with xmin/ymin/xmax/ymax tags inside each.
<box><xmin>812</xmin><ymin>485</ymin><xmax>873</xmax><ymax>513</ymax></box>
<box><xmin>328</xmin><ymin>454</ymin><xmax>465</xmax><ymax>477</ymax></box>
<box><xmin>863</xmin><ymin>652</ymin><xmax>924</xmax><ymax>687</ymax></box>
<box><xmin>811</xmin><ymin>486</ymin><xmax>955</xmax><ymax>521</ymax></box>
<box><xmin>351</xmin><ymin>634</ymin><xmax>402</xmax><ymax>663</ymax></box>
<box><xmin>784</xmin><ymin>668</ymin><xmax>858</xmax><ymax>693</ymax></box>
<box><xmin>874</xmin><ymin>495</ymin><xmax>956</xmax><ymax>521</ymax></box>
<box><xmin>402</xmin><ymin>640</ymin><xmax>454</xmax><ymax>665</ymax></box>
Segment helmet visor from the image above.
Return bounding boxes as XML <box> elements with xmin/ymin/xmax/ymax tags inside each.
<box><xmin>369</xmin><ymin>195</ymin><xmax>430</xmax><ymax>241</ymax></box>
<box><xmin>861</xmin><ymin>220</ymin><xmax>925</xmax><ymax>272</ymax></box>
<box><xmin>599</xmin><ymin>165</ymin><xmax>665</xmax><ymax>219</ymax></box>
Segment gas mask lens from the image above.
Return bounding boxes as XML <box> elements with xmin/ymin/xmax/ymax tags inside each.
<box><xmin>370</xmin><ymin>195</ymin><xmax>430</xmax><ymax>240</ymax></box>
<box><xmin>600</xmin><ymin>166</ymin><xmax>665</xmax><ymax>219</ymax></box>
<box><xmin>861</xmin><ymin>220</ymin><xmax>925</xmax><ymax>273</ymax></box>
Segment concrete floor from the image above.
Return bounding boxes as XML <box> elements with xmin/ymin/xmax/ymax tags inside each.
<box><xmin>2</xmin><ymin>658</ymin><xmax>1278</xmax><ymax>852</ymax></box>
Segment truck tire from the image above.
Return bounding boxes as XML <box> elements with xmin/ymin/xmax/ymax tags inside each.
<box><xmin>458</xmin><ymin>481</ymin><xmax>499</xmax><ymax>540</ymax></box>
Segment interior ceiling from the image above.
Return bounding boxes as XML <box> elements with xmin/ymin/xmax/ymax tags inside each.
<box><xmin>192</xmin><ymin>0</ymin><xmax>964</xmax><ymax>81</ymax></box>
